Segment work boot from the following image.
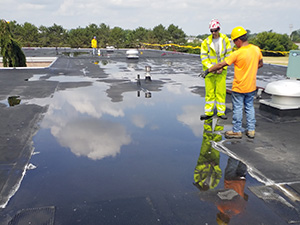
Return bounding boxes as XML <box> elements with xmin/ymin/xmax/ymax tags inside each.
<box><xmin>246</xmin><ymin>130</ymin><xmax>255</xmax><ymax>139</ymax></box>
<box><xmin>218</xmin><ymin>114</ymin><xmax>227</xmax><ymax>120</ymax></box>
<box><xmin>200</xmin><ymin>114</ymin><xmax>213</xmax><ymax>120</ymax></box>
<box><xmin>225</xmin><ymin>131</ymin><xmax>242</xmax><ymax>139</ymax></box>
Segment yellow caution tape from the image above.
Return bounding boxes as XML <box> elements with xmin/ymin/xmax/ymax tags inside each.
<box><xmin>142</xmin><ymin>43</ymin><xmax>201</xmax><ymax>50</ymax></box>
<box><xmin>142</xmin><ymin>43</ymin><xmax>289</xmax><ymax>55</ymax></box>
<box><xmin>260</xmin><ymin>49</ymin><xmax>289</xmax><ymax>55</ymax></box>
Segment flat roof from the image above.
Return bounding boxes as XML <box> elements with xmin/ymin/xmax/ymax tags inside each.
<box><xmin>0</xmin><ymin>48</ymin><xmax>299</xmax><ymax>224</ymax></box>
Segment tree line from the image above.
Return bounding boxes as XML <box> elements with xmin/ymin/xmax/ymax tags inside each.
<box><xmin>2</xmin><ymin>20</ymin><xmax>300</xmax><ymax>55</ymax></box>
<box><xmin>7</xmin><ymin>21</ymin><xmax>187</xmax><ymax>49</ymax></box>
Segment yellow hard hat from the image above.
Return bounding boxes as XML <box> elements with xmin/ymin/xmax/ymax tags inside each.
<box><xmin>216</xmin><ymin>212</ymin><xmax>230</xmax><ymax>225</ymax></box>
<box><xmin>231</xmin><ymin>26</ymin><xmax>247</xmax><ymax>40</ymax></box>
<box><xmin>217</xmin><ymin>216</ymin><xmax>228</xmax><ymax>225</ymax></box>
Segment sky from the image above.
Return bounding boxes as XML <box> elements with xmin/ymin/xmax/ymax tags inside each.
<box><xmin>1</xmin><ymin>0</ymin><xmax>299</xmax><ymax>36</ymax></box>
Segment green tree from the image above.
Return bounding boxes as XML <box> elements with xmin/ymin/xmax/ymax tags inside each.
<box><xmin>98</xmin><ymin>23</ymin><xmax>110</xmax><ymax>47</ymax></box>
<box><xmin>109</xmin><ymin>27</ymin><xmax>126</xmax><ymax>48</ymax></box>
<box><xmin>145</xmin><ymin>30</ymin><xmax>157</xmax><ymax>44</ymax></box>
<box><xmin>249</xmin><ymin>31</ymin><xmax>298</xmax><ymax>56</ymax></box>
<box><xmin>10</xmin><ymin>21</ymin><xmax>44</xmax><ymax>47</ymax></box>
<box><xmin>153</xmin><ymin>24</ymin><xmax>169</xmax><ymax>44</ymax></box>
<box><xmin>47</xmin><ymin>24</ymin><xmax>68</xmax><ymax>47</ymax></box>
<box><xmin>167</xmin><ymin>24</ymin><xmax>186</xmax><ymax>44</ymax></box>
<box><xmin>291</xmin><ymin>29</ymin><xmax>300</xmax><ymax>42</ymax></box>
<box><xmin>133</xmin><ymin>27</ymin><xmax>149</xmax><ymax>43</ymax></box>
<box><xmin>21</xmin><ymin>22</ymin><xmax>39</xmax><ymax>46</ymax></box>
<box><xmin>68</xmin><ymin>28</ymin><xmax>87</xmax><ymax>48</ymax></box>
<box><xmin>0</xmin><ymin>19</ymin><xmax>26</xmax><ymax>67</ymax></box>
<box><xmin>125</xmin><ymin>27</ymin><xmax>151</xmax><ymax>47</ymax></box>
<box><xmin>86</xmin><ymin>23</ymin><xmax>98</xmax><ymax>38</ymax></box>
<box><xmin>6</xmin><ymin>21</ymin><xmax>23</xmax><ymax>42</ymax></box>
<box><xmin>124</xmin><ymin>30</ymin><xmax>135</xmax><ymax>48</ymax></box>
<box><xmin>38</xmin><ymin>25</ymin><xmax>50</xmax><ymax>47</ymax></box>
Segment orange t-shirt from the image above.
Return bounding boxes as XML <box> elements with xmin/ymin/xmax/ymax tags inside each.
<box><xmin>224</xmin><ymin>179</ymin><xmax>246</xmax><ymax>198</ymax></box>
<box><xmin>225</xmin><ymin>44</ymin><xmax>262</xmax><ymax>93</ymax></box>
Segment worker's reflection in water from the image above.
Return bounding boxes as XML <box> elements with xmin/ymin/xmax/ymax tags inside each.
<box><xmin>217</xmin><ymin>157</ymin><xmax>248</xmax><ymax>224</ymax></box>
<box><xmin>194</xmin><ymin>118</ymin><xmax>223</xmax><ymax>191</ymax></box>
<box><xmin>194</xmin><ymin>118</ymin><xmax>248</xmax><ymax>225</ymax></box>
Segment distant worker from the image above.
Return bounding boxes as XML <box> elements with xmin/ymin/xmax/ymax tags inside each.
<box><xmin>200</xmin><ymin>19</ymin><xmax>232</xmax><ymax>121</ymax></box>
<box><xmin>91</xmin><ymin>36</ymin><xmax>97</xmax><ymax>55</ymax></box>
<box><xmin>200</xmin><ymin>26</ymin><xmax>263</xmax><ymax>139</ymax></box>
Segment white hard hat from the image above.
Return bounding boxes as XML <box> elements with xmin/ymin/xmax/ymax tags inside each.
<box><xmin>209</xmin><ymin>19</ymin><xmax>220</xmax><ymax>30</ymax></box>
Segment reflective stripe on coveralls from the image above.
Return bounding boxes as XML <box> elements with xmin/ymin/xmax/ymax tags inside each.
<box><xmin>200</xmin><ymin>33</ymin><xmax>232</xmax><ymax>116</ymax></box>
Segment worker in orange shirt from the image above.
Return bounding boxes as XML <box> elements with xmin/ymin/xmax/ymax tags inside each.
<box><xmin>200</xmin><ymin>26</ymin><xmax>263</xmax><ymax>139</ymax></box>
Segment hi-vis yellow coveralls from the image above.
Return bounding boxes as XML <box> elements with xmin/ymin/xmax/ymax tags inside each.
<box><xmin>91</xmin><ymin>38</ymin><xmax>97</xmax><ymax>49</ymax></box>
<box><xmin>200</xmin><ymin>33</ymin><xmax>232</xmax><ymax>116</ymax></box>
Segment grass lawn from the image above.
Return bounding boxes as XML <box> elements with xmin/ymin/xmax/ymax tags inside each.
<box><xmin>263</xmin><ymin>56</ymin><xmax>289</xmax><ymax>66</ymax></box>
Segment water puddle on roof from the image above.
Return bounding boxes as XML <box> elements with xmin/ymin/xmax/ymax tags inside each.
<box><xmin>62</xmin><ymin>51</ymin><xmax>90</xmax><ymax>57</ymax></box>
<box><xmin>1</xmin><ymin>58</ymin><xmax>285</xmax><ymax>224</ymax></box>
<box><xmin>0</xmin><ymin>96</ymin><xmax>22</xmax><ymax>107</ymax></box>
<box><xmin>46</xmin><ymin>75</ymin><xmax>96</xmax><ymax>83</ymax></box>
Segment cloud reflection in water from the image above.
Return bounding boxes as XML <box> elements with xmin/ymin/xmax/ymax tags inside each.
<box><xmin>177</xmin><ymin>105</ymin><xmax>203</xmax><ymax>138</ymax></box>
<box><xmin>40</xmin><ymin>84</ymin><xmax>133</xmax><ymax>160</ymax></box>
<box><xmin>56</xmin><ymin>119</ymin><xmax>131</xmax><ymax>160</ymax></box>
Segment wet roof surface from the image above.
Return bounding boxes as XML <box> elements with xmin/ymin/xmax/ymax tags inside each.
<box><xmin>0</xmin><ymin>48</ymin><xmax>299</xmax><ymax>224</ymax></box>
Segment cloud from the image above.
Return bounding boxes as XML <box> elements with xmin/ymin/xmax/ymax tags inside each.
<box><xmin>131</xmin><ymin>114</ymin><xmax>147</xmax><ymax>128</ymax></box>
<box><xmin>56</xmin><ymin>118</ymin><xmax>131</xmax><ymax>160</ymax></box>
<box><xmin>39</xmin><ymin>83</ymin><xmax>135</xmax><ymax>160</ymax></box>
<box><xmin>1</xmin><ymin>0</ymin><xmax>298</xmax><ymax>39</ymax></box>
<box><xmin>46</xmin><ymin>84</ymin><xmax>125</xmax><ymax>119</ymax></box>
<box><xmin>177</xmin><ymin>105</ymin><xmax>203</xmax><ymax>137</ymax></box>
<box><xmin>56</xmin><ymin>0</ymin><xmax>98</xmax><ymax>16</ymax></box>
<box><xmin>17</xmin><ymin>3</ymin><xmax>46</xmax><ymax>10</ymax></box>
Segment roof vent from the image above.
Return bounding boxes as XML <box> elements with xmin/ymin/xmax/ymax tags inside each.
<box><xmin>260</xmin><ymin>50</ymin><xmax>300</xmax><ymax>116</ymax></box>
<box><xmin>126</xmin><ymin>49</ymin><xmax>139</xmax><ymax>59</ymax></box>
<box><xmin>260</xmin><ymin>80</ymin><xmax>300</xmax><ymax>109</ymax></box>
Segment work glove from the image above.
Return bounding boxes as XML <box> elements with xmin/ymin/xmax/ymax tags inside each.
<box><xmin>199</xmin><ymin>70</ymin><xmax>209</xmax><ymax>78</ymax></box>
